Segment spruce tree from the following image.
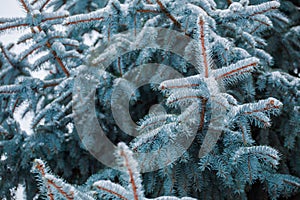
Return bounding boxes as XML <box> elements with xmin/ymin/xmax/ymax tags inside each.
<box><xmin>0</xmin><ymin>0</ymin><xmax>299</xmax><ymax>199</ymax></box>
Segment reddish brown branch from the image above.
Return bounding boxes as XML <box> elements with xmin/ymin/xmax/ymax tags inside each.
<box><xmin>198</xmin><ymin>17</ymin><xmax>209</xmax><ymax>78</ymax></box>
<box><xmin>51</xmin><ymin>50</ymin><xmax>70</xmax><ymax>77</ymax></box>
<box><xmin>244</xmin><ymin>99</ymin><xmax>281</xmax><ymax>115</ymax></box>
<box><xmin>139</xmin><ymin>119</ymin><xmax>166</xmax><ymax>132</ymax></box>
<box><xmin>20</xmin><ymin>0</ymin><xmax>30</xmax><ymax>13</ymax></box>
<box><xmin>43</xmin><ymin>82</ymin><xmax>59</xmax><ymax>89</ymax></box>
<box><xmin>17</xmin><ymin>36</ymin><xmax>33</xmax><ymax>44</ymax></box>
<box><xmin>0</xmin><ymin>46</ymin><xmax>14</xmax><ymax>68</ymax></box>
<box><xmin>161</xmin><ymin>83</ymin><xmax>200</xmax><ymax>90</ymax></box>
<box><xmin>168</xmin><ymin>95</ymin><xmax>205</xmax><ymax>104</ymax></box>
<box><xmin>40</xmin><ymin>0</ymin><xmax>51</xmax><ymax>11</ymax></box>
<box><xmin>35</xmin><ymin>162</ymin><xmax>46</xmax><ymax>176</ymax></box>
<box><xmin>35</xmin><ymin>162</ymin><xmax>54</xmax><ymax>200</ymax></box>
<box><xmin>253</xmin><ymin>18</ymin><xmax>271</xmax><ymax>27</ymax></box>
<box><xmin>120</xmin><ymin>150</ymin><xmax>139</xmax><ymax>200</ymax></box>
<box><xmin>0</xmin><ymin>23</ymin><xmax>29</xmax><ymax>31</ymax></box>
<box><xmin>41</xmin><ymin>15</ymin><xmax>69</xmax><ymax>23</ymax></box>
<box><xmin>136</xmin><ymin>9</ymin><xmax>160</xmax><ymax>13</ymax></box>
<box><xmin>156</xmin><ymin>0</ymin><xmax>181</xmax><ymax>29</ymax></box>
<box><xmin>47</xmin><ymin>179</ymin><xmax>74</xmax><ymax>200</ymax></box>
<box><xmin>31</xmin><ymin>0</ymin><xmax>39</xmax><ymax>5</ymax></box>
<box><xmin>249</xmin><ymin>7</ymin><xmax>278</xmax><ymax>17</ymax></box>
<box><xmin>96</xmin><ymin>186</ymin><xmax>128</xmax><ymax>200</ymax></box>
<box><xmin>19</xmin><ymin>45</ymin><xmax>42</xmax><ymax>61</ymax></box>
<box><xmin>64</xmin><ymin>17</ymin><xmax>104</xmax><ymax>25</ymax></box>
<box><xmin>44</xmin><ymin>38</ymin><xmax>70</xmax><ymax>77</ymax></box>
<box><xmin>216</xmin><ymin>63</ymin><xmax>257</xmax><ymax>79</ymax></box>
<box><xmin>29</xmin><ymin>25</ymin><xmax>70</xmax><ymax>77</ymax></box>
<box><xmin>250</xmin><ymin>24</ymin><xmax>262</xmax><ymax>34</ymax></box>
<box><xmin>12</xmin><ymin>98</ymin><xmax>19</xmax><ymax>113</ymax></box>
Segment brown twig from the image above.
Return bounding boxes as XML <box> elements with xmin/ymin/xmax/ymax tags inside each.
<box><xmin>156</xmin><ymin>0</ymin><xmax>181</xmax><ymax>29</ymax></box>
<box><xmin>96</xmin><ymin>186</ymin><xmax>128</xmax><ymax>200</ymax></box>
<box><xmin>120</xmin><ymin>150</ymin><xmax>139</xmax><ymax>200</ymax></box>
<box><xmin>198</xmin><ymin>17</ymin><xmax>209</xmax><ymax>78</ymax></box>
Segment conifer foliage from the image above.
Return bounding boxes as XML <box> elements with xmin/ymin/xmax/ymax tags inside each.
<box><xmin>0</xmin><ymin>0</ymin><xmax>299</xmax><ymax>199</ymax></box>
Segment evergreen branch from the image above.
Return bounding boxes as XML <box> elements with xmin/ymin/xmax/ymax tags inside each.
<box><xmin>243</xmin><ymin>98</ymin><xmax>282</xmax><ymax>115</ymax></box>
<box><xmin>137</xmin><ymin>114</ymin><xmax>176</xmax><ymax>134</ymax></box>
<box><xmin>248</xmin><ymin>1</ymin><xmax>280</xmax><ymax>17</ymax></box>
<box><xmin>40</xmin><ymin>0</ymin><xmax>51</xmax><ymax>11</ymax></box>
<box><xmin>0</xmin><ymin>45</ymin><xmax>16</xmax><ymax>68</ymax></box>
<box><xmin>50</xmin><ymin>50</ymin><xmax>70</xmax><ymax>77</ymax></box>
<box><xmin>155</xmin><ymin>0</ymin><xmax>181</xmax><ymax>29</ymax></box>
<box><xmin>121</xmin><ymin>152</ymin><xmax>139</xmax><ymax>200</ymax></box>
<box><xmin>43</xmin><ymin>78</ymin><xmax>64</xmax><ymax>89</ymax></box>
<box><xmin>41</xmin><ymin>14</ymin><xmax>69</xmax><ymax>23</ymax></box>
<box><xmin>136</xmin><ymin>9</ymin><xmax>160</xmax><ymax>13</ymax></box>
<box><xmin>19</xmin><ymin>0</ymin><xmax>30</xmax><ymax>13</ymax></box>
<box><xmin>12</xmin><ymin>97</ymin><xmax>20</xmax><ymax>114</ymax></box>
<box><xmin>214</xmin><ymin>57</ymin><xmax>258</xmax><ymax>80</ymax></box>
<box><xmin>248</xmin><ymin>156</ymin><xmax>252</xmax><ymax>183</ymax></box>
<box><xmin>0</xmin><ymin>66</ymin><xmax>13</xmax><ymax>79</ymax></box>
<box><xmin>117</xmin><ymin>143</ymin><xmax>144</xmax><ymax>200</ymax></box>
<box><xmin>253</xmin><ymin>18</ymin><xmax>271</xmax><ymax>27</ymax></box>
<box><xmin>153</xmin><ymin>197</ymin><xmax>197</xmax><ymax>200</ymax></box>
<box><xmin>232</xmin><ymin>146</ymin><xmax>280</xmax><ymax>167</ymax></box>
<box><xmin>198</xmin><ymin>17</ymin><xmax>209</xmax><ymax>78</ymax></box>
<box><xmin>17</xmin><ymin>34</ymin><xmax>33</xmax><ymax>44</ymax></box>
<box><xmin>0</xmin><ymin>85</ymin><xmax>21</xmax><ymax>94</ymax></box>
<box><xmin>18</xmin><ymin>21</ymin><xmax>71</xmax><ymax>77</ymax></box>
<box><xmin>159</xmin><ymin>75</ymin><xmax>203</xmax><ymax>91</ymax></box>
<box><xmin>0</xmin><ymin>126</ymin><xmax>9</xmax><ymax>136</ymax></box>
<box><xmin>93</xmin><ymin>180</ymin><xmax>129</xmax><ymax>200</ymax></box>
<box><xmin>19</xmin><ymin>44</ymin><xmax>43</xmax><ymax>61</ymax></box>
<box><xmin>31</xmin><ymin>54</ymin><xmax>53</xmax><ymax>69</ymax></box>
<box><xmin>132</xmin><ymin>122</ymin><xmax>177</xmax><ymax>151</ymax></box>
<box><xmin>46</xmin><ymin>175</ymin><xmax>74</xmax><ymax>200</ymax></box>
<box><xmin>31</xmin><ymin>90</ymin><xmax>72</xmax><ymax>128</ymax></box>
<box><xmin>64</xmin><ymin>17</ymin><xmax>104</xmax><ymax>26</ymax></box>
<box><xmin>199</xmin><ymin>98</ymin><xmax>207</xmax><ymax>131</ymax></box>
<box><xmin>31</xmin><ymin>0</ymin><xmax>38</xmax><ymax>5</ymax></box>
<box><xmin>43</xmin><ymin>83</ymin><xmax>59</xmax><ymax>89</ymax></box>
<box><xmin>166</xmin><ymin>88</ymin><xmax>207</xmax><ymax>106</ymax></box>
<box><xmin>239</xmin><ymin>124</ymin><xmax>247</xmax><ymax>145</ymax></box>
<box><xmin>0</xmin><ymin>22</ymin><xmax>29</xmax><ymax>32</ymax></box>
<box><xmin>33</xmin><ymin>159</ymin><xmax>93</xmax><ymax>200</ymax></box>
<box><xmin>33</xmin><ymin>159</ymin><xmax>55</xmax><ymax>200</ymax></box>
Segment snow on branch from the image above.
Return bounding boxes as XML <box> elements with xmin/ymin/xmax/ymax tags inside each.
<box><xmin>197</xmin><ymin>16</ymin><xmax>210</xmax><ymax>78</ymax></box>
<box><xmin>213</xmin><ymin>57</ymin><xmax>259</xmax><ymax>84</ymax></box>
<box><xmin>116</xmin><ymin>142</ymin><xmax>144</xmax><ymax>200</ymax></box>
<box><xmin>155</xmin><ymin>0</ymin><xmax>181</xmax><ymax>29</ymax></box>
<box><xmin>32</xmin><ymin>159</ymin><xmax>94</xmax><ymax>200</ymax></box>
<box><xmin>93</xmin><ymin>180</ymin><xmax>130</xmax><ymax>200</ymax></box>
<box><xmin>231</xmin><ymin>146</ymin><xmax>280</xmax><ymax>168</ymax></box>
<box><xmin>230</xmin><ymin>97</ymin><xmax>282</xmax><ymax>128</ymax></box>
